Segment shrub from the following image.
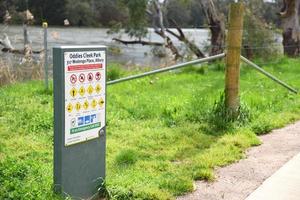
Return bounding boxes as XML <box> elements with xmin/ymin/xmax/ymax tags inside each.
<box><xmin>243</xmin><ymin>9</ymin><xmax>281</xmax><ymax>60</ymax></box>
<box><xmin>107</xmin><ymin>64</ymin><xmax>124</xmax><ymax>81</ymax></box>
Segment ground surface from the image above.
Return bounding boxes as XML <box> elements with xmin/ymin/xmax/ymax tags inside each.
<box><xmin>178</xmin><ymin>121</ymin><xmax>300</xmax><ymax>200</ymax></box>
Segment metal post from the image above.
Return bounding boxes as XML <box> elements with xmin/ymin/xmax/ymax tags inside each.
<box><xmin>241</xmin><ymin>56</ymin><xmax>298</xmax><ymax>94</ymax></box>
<box><xmin>43</xmin><ymin>22</ymin><xmax>49</xmax><ymax>90</ymax></box>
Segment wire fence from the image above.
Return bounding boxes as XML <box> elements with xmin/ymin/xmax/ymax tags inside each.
<box><xmin>0</xmin><ymin>24</ymin><xmax>299</xmax><ymax>86</ymax></box>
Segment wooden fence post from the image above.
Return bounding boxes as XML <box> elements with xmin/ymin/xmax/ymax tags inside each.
<box><xmin>225</xmin><ymin>2</ymin><xmax>245</xmax><ymax>117</ymax></box>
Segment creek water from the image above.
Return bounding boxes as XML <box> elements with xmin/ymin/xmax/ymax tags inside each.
<box><xmin>0</xmin><ymin>25</ymin><xmax>210</xmax><ymax>67</ymax></box>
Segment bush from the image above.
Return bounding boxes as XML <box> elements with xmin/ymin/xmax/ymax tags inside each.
<box><xmin>242</xmin><ymin>9</ymin><xmax>281</xmax><ymax>59</ymax></box>
<box><xmin>107</xmin><ymin>64</ymin><xmax>124</xmax><ymax>81</ymax></box>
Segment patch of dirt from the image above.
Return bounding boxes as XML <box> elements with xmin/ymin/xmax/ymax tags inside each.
<box><xmin>177</xmin><ymin>121</ymin><xmax>300</xmax><ymax>200</ymax></box>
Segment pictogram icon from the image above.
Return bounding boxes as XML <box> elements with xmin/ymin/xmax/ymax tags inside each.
<box><xmin>79</xmin><ymin>73</ymin><xmax>85</xmax><ymax>83</ymax></box>
<box><xmin>79</xmin><ymin>86</ymin><xmax>85</xmax><ymax>96</ymax></box>
<box><xmin>70</xmin><ymin>74</ymin><xmax>77</xmax><ymax>84</ymax></box>
<box><xmin>95</xmin><ymin>84</ymin><xmax>101</xmax><ymax>94</ymax></box>
<box><xmin>70</xmin><ymin>88</ymin><xmax>77</xmax><ymax>98</ymax></box>
<box><xmin>83</xmin><ymin>100</ymin><xmax>89</xmax><ymax>110</ymax></box>
<box><xmin>67</xmin><ymin>103</ymin><xmax>73</xmax><ymax>113</ymax></box>
<box><xmin>87</xmin><ymin>85</ymin><xmax>94</xmax><ymax>95</ymax></box>
<box><xmin>75</xmin><ymin>102</ymin><xmax>81</xmax><ymax>111</ymax></box>
<box><xmin>99</xmin><ymin>98</ymin><xmax>105</xmax><ymax>108</ymax></box>
<box><xmin>87</xmin><ymin>73</ymin><xmax>93</xmax><ymax>82</ymax></box>
<box><xmin>95</xmin><ymin>72</ymin><xmax>101</xmax><ymax>81</ymax></box>
<box><xmin>91</xmin><ymin>99</ymin><xmax>97</xmax><ymax>109</ymax></box>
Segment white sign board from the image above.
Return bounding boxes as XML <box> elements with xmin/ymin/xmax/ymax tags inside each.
<box><xmin>64</xmin><ymin>51</ymin><xmax>106</xmax><ymax>146</ymax></box>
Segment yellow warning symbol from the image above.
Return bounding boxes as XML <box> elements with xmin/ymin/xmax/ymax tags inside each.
<box><xmin>99</xmin><ymin>98</ymin><xmax>105</xmax><ymax>108</ymax></box>
<box><xmin>79</xmin><ymin>86</ymin><xmax>85</xmax><ymax>96</ymax></box>
<box><xmin>70</xmin><ymin>88</ymin><xmax>77</xmax><ymax>98</ymax></box>
<box><xmin>87</xmin><ymin>85</ymin><xmax>94</xmax><ymax>95</ymax></box>
<box><xmin>95</xmin><ymin>84</ymin><xmax>102</xmax><ymax>94</ymax></box>
<box><xmin>83</xmin><ymin>100</ymin><xmax>89</xmax><ymax>110</ymax></box>
<box><xmin>91</xmin><ymin>99</ymin><xmax>97</xmax><ymax>109</ymax></box>
<box><xmin>75</xmin><ymin>102</ymin><xmax>81</xmax><ymax>111</ymax></box>
<box><xmin>67</xmin><ymin>103</ymin><xmax>73</xmax><ymax>113</ymax></box>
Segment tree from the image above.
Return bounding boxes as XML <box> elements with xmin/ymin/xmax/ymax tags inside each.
<box><xmin>279</xmin><ymin>0</ymin><xmax>300</xmax><ymax>56</ymax></box>
<box><xmin>114</xmin><ymin>0</ymin><xmax>184</xmax><ymax>60</ymax></box>
<box><xmin>27</xmin><ymin>0</ymin><xmax>67</xmax><ymax>25</ymax></box>
<box><xmin>95</xmin><ymin>0</ymin><xmax>128</xmax><ymax>27</ymax></box>
<box><xmin>65</xmin><ymin>0</ymin><xmax>96</xmax><ymax>26</ymax></box>
<box><xmin>165</xmin><ymin>0</ymin><xmax>191</xmax><ymax>28</ymax></box>
<box><xmin>114</xmin><ymin>0</ymin><xmax>227</xmax><ymax>60</ymax></box>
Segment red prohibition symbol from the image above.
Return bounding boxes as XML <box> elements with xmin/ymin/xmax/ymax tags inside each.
<box><xmin>79</xmin><ymin>73</ymin><xmax>85</xmax><ymax>83</ymax></box>
<box><xmin>95</xmin><ymin>72</ymin><xmax>101</xmax><ymax>81</ymax></box>
<box><xmin>70</xmin><ymin>74</ymin><xmax>77</xmax><ymax>84</ymax></box>
<box><xmin>87</xmin><ymin>73</ymin><xmax>94</xmax><ymax>82</ymax></box>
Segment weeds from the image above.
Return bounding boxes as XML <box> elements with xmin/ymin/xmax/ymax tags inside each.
<box><xmin>0</xmin><ymin>59</ymin><xmax>44</xmax><ymax>86</ymax></box>
<box><xmin>107</xmin><ymin>63</ymin><xmax>124</xmax><ymax>81</ymax></box>
<box><xmin>208</xmin><ymin>93</ymin><xmax>251</xmax><ymax>130</ymax></box>
<box><xmin>115</xmin><ymin>149</ymin><xmax>139</xmax><ymax>166</ymax></box>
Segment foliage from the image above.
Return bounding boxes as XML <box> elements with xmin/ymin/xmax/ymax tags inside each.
<box><xmin>242</xmin><ymin>8</ymin><xmax>281</xmax><ymax>59</ymax></box>
<box><xmin>65</xmin><ymin>0</ymin><xmax>97</xmax><ymax>26</ymax></box>
<box><xmin>0</xmin><ymin>58</ymin><xmax>300</xmax><ymax>199</ymax></box>
<box><xmin>96</xmin><ymin>0</ymin><xmax>128</xmax><ymax>27</ymax></box>
<box><xmin>0</xmin><ymin>0</ymin><xmax>283</xmax><ymax>29</ymax></box>
<box><xmin>107</xmin><ymin>63</ymin><xmax>124</xmax><ymax>81</ymax></box>
<box><xmin>120</xmin><ymin>0</ymin><xmax>148</xmax><ymax>38</ymax></box>
<box><xmin>165</xmin><ymin>0</ymin><xmax>192</xmax><ymax>27</ymax></box>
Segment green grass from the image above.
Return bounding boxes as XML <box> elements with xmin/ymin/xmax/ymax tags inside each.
<box><xmin>0</xmin><ymin>57</ymin><xmax>300</xmax><ymax>199</ymax></box>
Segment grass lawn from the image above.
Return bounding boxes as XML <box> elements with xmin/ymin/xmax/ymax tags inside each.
<box><xmin>0</xmin><ymin>57</ymin><xmax>299</xmax><ymax>200</ymax></box>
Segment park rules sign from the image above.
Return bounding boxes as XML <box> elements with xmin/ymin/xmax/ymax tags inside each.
<box><xmin>64</xmin><ymin>51</ymin><xmax>106</xmax><ymax>146</ymax></box>
<box><xmin>53</xmin><ymin>46</ymin><xmax>106</xmax><ymax>199</ymax></box>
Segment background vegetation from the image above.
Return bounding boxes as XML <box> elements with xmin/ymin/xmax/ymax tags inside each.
<box><xmin>0</xmin><ymin>0</ymin><xmax>281</xmax><ymax>27</ymax></box>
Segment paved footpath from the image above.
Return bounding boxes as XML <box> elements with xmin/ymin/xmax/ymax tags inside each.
<box><xmin>177</xmin><ymin>121</ymin><xmax>300</xmax><ymax>200</ymax></box>
<box><xmin>246</xmin><ymin>152</ymin><xmax>300</xmax><ymax>200</ymax></box>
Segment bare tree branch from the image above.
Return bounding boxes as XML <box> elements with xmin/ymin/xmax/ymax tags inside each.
<box><xmin>166</xmin><ymin>19</ymin><xmax>205</xmax><ymax>58</ymax></box>
<box><xmin>0</xmin><ymin>34</ymin><xmax>43</xmax><ymax>55</ymax></box>
<box><xmin>149</xmin><ymin>0</ymin><xmax>182</xmax><ymax>60</ymax></box>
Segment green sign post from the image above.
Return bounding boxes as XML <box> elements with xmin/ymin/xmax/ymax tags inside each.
<box><xmin>53</xmin><ymin>46</ymin><xmax>106</xmax><ymax>199</ymax></box>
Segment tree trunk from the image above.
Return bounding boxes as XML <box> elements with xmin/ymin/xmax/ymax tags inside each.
<box><xmin>280</xmin><ymin>0</ymin><xmax>300</xmax><ymax>57</ymax></box>
<box><xmin>150</xmin><ymin>0</ymin><xmax>182</xmax><ymax>60</ymax></box>
<box><xmin>199</xmin><ymin>0</ymin><xmax>225</xmax><ymax>56</ymax></box>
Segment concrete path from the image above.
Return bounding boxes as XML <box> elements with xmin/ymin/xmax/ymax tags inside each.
<box><xmin>246</xmin><ymin>152</ymin><xmax>300</xmax><ymax>200</ymax></box>
<box><xmin>177</xmin><ymin>121</ymin><xmax>300</xmax><ymax>200</ymax></box>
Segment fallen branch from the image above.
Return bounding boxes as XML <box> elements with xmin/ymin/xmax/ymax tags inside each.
<box><xmin>1</xmin><ymin>47</ymin><xmax>44</xmax><ymax>54</ymax></box>
<box><xmin>0</xmin><ymin>34</ymin><xmax>43</xmax><ymax>55</ymax></box>
<box><xmin>113</xmin><ymin>38</ymin><xmax>163</xmax><ymax>46</ymax></box>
